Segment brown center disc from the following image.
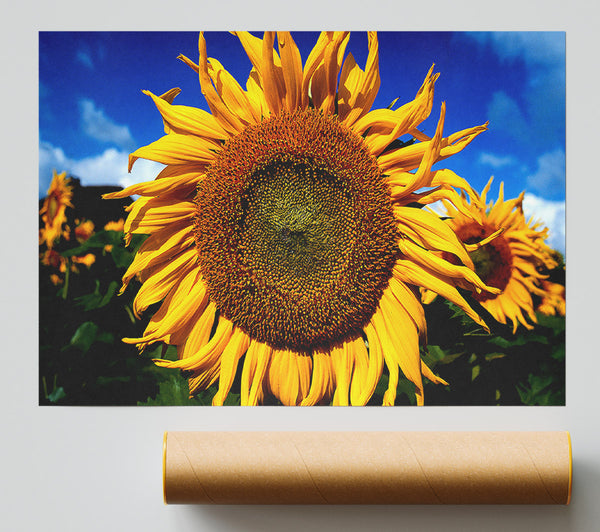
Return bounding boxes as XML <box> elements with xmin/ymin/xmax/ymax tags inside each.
<box><xmin>454</xmin><ymin>223</ymin><xmax>513</xmax><ymax>301</ymax></box>
<box><xmin>193</xmin><ymin>109</ymin><xmax>398</xmax><ymax>351</ymax></box>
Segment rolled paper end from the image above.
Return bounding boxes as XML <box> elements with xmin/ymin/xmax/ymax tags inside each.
<box><xmin>162</xmin><ymin>431</ymin><xmax>572</xmax><ymax>505</ymax></box>
<box><xmin>162</xmin><ymin>431</ymin><xmax>168</xmax><ymax>506</ymax></box>
<box><xmin>567</xmin><ymin>431</ymin><xmax>573</xmax><ymax>505</ymax></box>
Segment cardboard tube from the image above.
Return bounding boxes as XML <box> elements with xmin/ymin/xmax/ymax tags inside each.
<box><xmin>163</xmin><ymin>431</ymin><xmax>572</xmax><ymax>505</ymax></box>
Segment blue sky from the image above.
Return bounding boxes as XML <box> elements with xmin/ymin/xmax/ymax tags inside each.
<box><xmin>38</xmin><ymin>31</ymin><xmax>566</xmax><ymax>252</ymax></box>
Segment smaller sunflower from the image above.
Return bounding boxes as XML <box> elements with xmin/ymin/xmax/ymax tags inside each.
<box><xmin>71</xmin><ymin>253</ymin><xmax>96</xmax><ymax>268</ymax></box>
<box><xmin>74</xmin><ymin>219</ymin><xmax>95</xmax><ymax>243</ymax></box>
<box><xmin>104</xmin><ymin>218</ymin><xmax>125</xmax><ymax>232</ymax></box>
<box><xmin>39</xmin><ymin>170</ymin><xmax>74</xmax><ymax>249</ymax></box>
<box><xmin>537</xmin><ymin>279</ymin><xmax>566</xmax><ymax>317</ymax></box>
<box><xmin>433</xmin><ymin>177</ymin><xmax>559</xmax><ymax>332</ymax></box>
<box><xmin>41</xmin><ymin>248</ymin><xmax>67</xmax><ymax>272</ymax></box>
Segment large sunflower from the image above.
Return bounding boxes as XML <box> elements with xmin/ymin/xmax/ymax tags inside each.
<box><xmin>106</xmin><ymin>32</ymin><xmax>496</xmax><ymax>406</ymax></box>
<box><xmin>435</xmin><ymin>177</ymin><xmax>559</xmax><ymax>332</ymax></box>
<box><xmin>39</xmin><ymin>170</ymin><xmax>73</xmax><ymax>249</ymax></box>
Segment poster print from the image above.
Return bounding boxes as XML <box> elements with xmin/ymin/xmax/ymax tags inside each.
<box><xmin>39</xmin><ymin>32</ymin><xmax>565</xmax><ymax>406</ymax></box>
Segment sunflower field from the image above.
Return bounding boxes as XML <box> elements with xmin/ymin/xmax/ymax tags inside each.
<box><xmin>39</xmin><ymin>176</ymin><xmax>565</xmax><ymax>407</ymax></box>
<box><xmin>39</xmin><ymin>32</ymin><xmax>565</xmax><ymax>407</ymax></box>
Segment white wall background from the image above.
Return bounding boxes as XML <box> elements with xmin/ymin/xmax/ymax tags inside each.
<box><xmin>3</xmin><ymin>1</ymin><xmax>598</xmax><ymax>530</ymax></box>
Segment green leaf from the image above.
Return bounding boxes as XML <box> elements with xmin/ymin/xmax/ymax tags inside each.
<box><xmin>69</xmin><ymin>321</ymin><xmax>99</xmax><ymax>353</ymax></box>
<box><xmin>373</xmin><ymin>373</ymin><xmax>389</xmax><ymax>398</ymax></box>
<box><xmin>471</xmin><ymin>365</ymin><xmax>480</xmax><ymax>381</ymax></box>
<box><xmin>75</xmin><ymin>280</ymin><xmax>119</xmax><ymax>311</ymax></box>
<box><xmin>95</xmin><ymin>330</ymin><xmax>115</xmax><ymax>345</ymax></box>
<box><xmin>223</xmin><ymin>393</ymin><xmax>241</xmax><ymax>406</ymax></box>
<box><xmin>551</xmin><ymin>344</ymin><xmax>565</xmax><ymax>361</ymax></box>
<box><xmin>424</xmin><ymin>345</ymin><xmax>465</xmax><ymax>366</ymax></box>
<box><xmin>427</xmin><ymin>345</ymin><xmax>447</xmax><ymax>361</ymax></box>
<box><xmin>487</xmin><ymin>334</ymin><xmax>548</xmax><ymax>349</ymax></box>
<box><xmin>436</xmin><ymin>352</ymin><xmax>465</xmax><ymax>365</ymax></box>
<box><xmin>47</xmin><ymin>386</ymin><xmax>66</xmax><ymax>403</ymax></box>
<box><xmin>484</xmin><ymin>352</ymin><xmax>506</xmax><ymax>362</ymax></box>
<box><xmin>396</xmin><ymin>378</ymin><xmax>417</xmax><ymax>405</ymax></box>
<box><xmin>516</xmin><ymin>374</ymin><xmax>559</xmax><ymax>405</ymax></box>
<box><xmin>536</xmin><ymin>313</ymin><xmax>566</xmax><ymax>333</ymax></box>
<box><xmin>138</xmin><ymin>373</ymin><xmax>203</xmax><ymax>406</ymax></box>
<box><xmin>110</xmin><ymin>245</ymin><xmax>135</xmax><ymax>268</ymax></box>
<box><xmin>97</xmin><ymin>281</ymin><xmax>119</xmax><ymax>308</ymax></box>
<box><xmin>61</xmin><ymin>230</ymin><xmax>123</xmax><ymax>257</ymax></box>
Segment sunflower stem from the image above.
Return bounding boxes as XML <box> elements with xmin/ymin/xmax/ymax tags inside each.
<box><xmin>124</xmin><ymin>305</ymin><xmax>136</xmax><ymax>324</ymax></box>
<box><xmin>61</xmin><ymin>263</ymin><xmax>70</xmax><ymax>300</ymax></box>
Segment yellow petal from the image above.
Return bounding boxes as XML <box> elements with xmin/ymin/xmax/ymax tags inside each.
<box><xmin>397</xmin><ymin>237</ymin><xmax>495</xmax><ymax>295</ymax></box>
<box><xmin>330</xmin><ymin>341</ymin><xmax>353</xmax><ymax>406</ymax></box>
<box><xmin>349</xmin><ymin>336</ymin><xmax>370</xmax><ymax>406</ymax></box>
<box><xmin>359</xmin><ymin>322</ymin><xmax>385</xmax><ymax>405</ymax></box>
<box><xmin>300</xmin><ymin>32</ymin><xmax>331</xmax><ymax>108</ymax></box>
<box><xmin>123</xmin><ymin>197</ymin><xmax>195</xmax><ymax>236</ymax></box>
<box><xmin>103</xmin><ymin>165</ymin><xmax>204</xmax><ymax>200</ymax></box>
<box><xmin>196</xmin><ymin>33</ymin><xmax>246</xmax><ymax>135</ymax></box>
<box><xmin>277</xmin><ymin>31</ymin><xmax>303</xmax><ymax>111</ymax></box>
<box><xmin>300</xmin><ymin>350</ymin><xmax>333</xmax><ymax>406</ymax></box>
<box><xmin>121</xmin><ymin>220</ymin><xmax>194</xmax><ymax>290</ymax></box>
<box><xmin>260</xmin><ymin>31</ymin><xmax>285</xmax><ymax>115</ymax></box>
<box><xmin>378</xmin><ymin>122</ymin><xmax>487</xmax><ymax>174</ymax></box>
<box><xmin>377</xmin><ymin>290</ymin><xmax>423</xmax><ymax>395</ymax></box>
<box><xmin>153</xmin><ymin>315</ymin><xmax>233</xmax><ymax>370</ymax></box>
<box><xmin>142</xmin><ymin>89</ymin><xmax>228</xmax><ymax>140</ymax></box>
<box><xmin>130</xmin><ymin>248</ymin><xmax>198</xmax><ymax>318</ymax></box>
<box><xmin>394</xmin><ymin>205</ymin><xmax>473</xmax><ymax>267</ymax></box>
<box><xmin>213</xmin><ymin>328</ymin><xmax>250</xmax><ymax>406</ymax></box>
<box><xmin>129</xmin><ymin>133</ymin><xmax>220</xmax><ymax>171</ymax></box>
<box><xmin>339</xmin><ymin>32</ymin><xmax>380</xmax><ymax>126</ymax></box>
<box><xmin>179</xmin><ymin>301</ymin><xmax>217</xmax><ymax>359</ymax></box>
<box><xmin>393</xmin><ymin>260</ymin><xmax>490</xmax><ymax>332</ymax></box>
<box><xmin>241</xmin><ymin>340</ymin><xmax>271</xmax><ymax>406</ymax></box>
<box><xmin>421</xmin><ymin>360</ymin><xmax>448</xmax><ymax>386</ymax></box>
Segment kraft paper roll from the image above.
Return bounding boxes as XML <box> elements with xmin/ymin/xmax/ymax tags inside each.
<box><xmin>163</xmin><ymin>431</ymin><xmax>572</xmax><ymax>505</ymax></box>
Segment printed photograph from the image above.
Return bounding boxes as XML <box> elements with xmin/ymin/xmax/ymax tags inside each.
<box><xmin>39</xmin><ymin>31</ymin><xmax>565</xmax><ymax>406</ymax></box>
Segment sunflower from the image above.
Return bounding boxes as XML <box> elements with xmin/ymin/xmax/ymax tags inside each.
<box><xmin>537</xmin><ymin>280</ymin><xmax>566</xmax><ymax>317</ymax></box>
<box><xmin>106</xmin><ymin>32</ymin><xmax>496</xmax><ymax>406</ymax></box>
<box><xmin>434</xmin><ymin>177</ymin><xmax>559</xmax><ymax>332</ymax></box>
<box><xmin>104</xmin><ymin>218</ymin><xmax>125</xmax><ymax>232</ymax></box>
<box><xmin>39</xmin><ymin>170</ymin><xmax>74</xmax><ymax>249</ymax></box>
<box><xmin>71</xmin><ymin>253</ymin><xmax>96</xmax><ymax>268</ymax></box>
<box><xmin>41</xmin><ymin>248</ymin><xmax>67</xmax><ymax>272</ymax></box>
<box><xmin>74</xmin><ymin>219</ymin><xmax>95</xmax><ymax>243</ymax></box>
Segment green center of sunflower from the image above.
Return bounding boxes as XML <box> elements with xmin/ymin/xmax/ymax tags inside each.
<box><xmin>193</xmin><ymin>109</ymin><xmax>398</xmax><ymax>351</ymax></box>
<box><xmin>240</xmin><ymin>159</ymin><xmax>358</xmax><ymax>295</ymax></box>
<box><xmin>48</xmin><ymin>195</ymin><xmax>59</xmax><ymax>220</ymax></box>
<box><xmin>469</xmin><ymin>246</ymin><xmax>497</xmax><ymax>282</ymax></box>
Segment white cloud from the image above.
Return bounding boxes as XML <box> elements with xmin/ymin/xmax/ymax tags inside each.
<box><xmin>526</xmin><ymin>149</ymin><xmax>565</xmax><ymax>198</ymax></box>
<box><xmin>478</xmin><ymin>152</ymin><xmax>517</xmax><ymax>169</ymax></box>
<box><xmin>79</xmin><ymin>99</ymin><xmax>135</xmax><ymax>150</ymax></box>
<box><xmin>466</xmin><ymin>32</ymin><xmax>564</xmax><ymax>69</ymax></box>
<box><xmin>39</xmin><ymin>140</ymin><xmax>165</xmax><ymax>196</ymax></box>
<box><xmin>75</xmin><ymin>49</ymin><xmax>94</xmax><ymax>69</ymax></box>
<box><xmin>424</xmin><ymin>201</ymin><xmax>446</xmax><ymax>217</ymax></box>
<box><xmin>522</xmin><ymin>193</ymin><xmax>565</xmax><ymax>254</ymax></box>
